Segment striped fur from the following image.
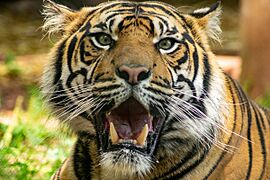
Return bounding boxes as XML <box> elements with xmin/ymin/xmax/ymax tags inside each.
<box><xmin>42</xmin><ymin>1</ymin><xmax>270</xmax><ymax>179</ymax></box>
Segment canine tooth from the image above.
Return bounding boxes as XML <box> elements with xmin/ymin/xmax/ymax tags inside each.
<box><xmin>110</xmin><ymin>122</ymin><xmax>119</xmax><ymax>144</ymax></box>
<box><xmin>136</xmin><ymin>124</ymin><xmax>148</xmax><ymax>146</ymax></box>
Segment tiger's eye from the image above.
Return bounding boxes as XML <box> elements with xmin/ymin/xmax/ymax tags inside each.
<box><xmin>158</xmin><ymin>38</ymin><xmax>174</xmax><ymax>50</ymax></box>
<box><xmin>97</xmin><ymin>34</ymin><xmax>112</xmax><ymax>46</ymax></box>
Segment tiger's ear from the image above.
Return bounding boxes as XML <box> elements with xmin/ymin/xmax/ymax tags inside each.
<box><xmin>42</xmin><ymin>0</ymin><xmax>77</xmax><ymax>35</ymax></box>
<box><xmin>190</xmin><ymin>1</ymin><xmax>222</xmax><ymax>42</ymax></box>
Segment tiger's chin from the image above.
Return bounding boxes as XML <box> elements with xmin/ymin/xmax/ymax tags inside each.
<box><xmin>100</xmin><ymin>149</ymin><xmax>152</xmax><ymax>178</ymax></box>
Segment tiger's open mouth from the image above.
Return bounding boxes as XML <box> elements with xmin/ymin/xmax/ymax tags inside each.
<box><xmin>98</xmin><ymin>97</ymin><xmax>164</xmax><ymax>154</ymax></box>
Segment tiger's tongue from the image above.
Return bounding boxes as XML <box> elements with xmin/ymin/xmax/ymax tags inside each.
<box><xmin>106</xmin><ymin>98</ymin><xmax>152</xmax><ymax>139</ymax></box>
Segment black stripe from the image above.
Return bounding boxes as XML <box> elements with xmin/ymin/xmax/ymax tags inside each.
<box><xmin>252</xmin><ymin>103</ymin><xmax>267</xmax><ymax>179</ymax></box>
<box><xmin>154</xmin><ymin>144</ymin><xmax>199</xmax><ymax>179</ymax></box>
<box><xmin>91</xmin><ymin>91</ymin><xmax>124</xmax><ymax>99</ymax></box>
<box><xmin>117</xmin><ymin>18</ymin><xmax>125</xmax><ymax>32</ymax></box>
<box><xmin>88</xmin><ymin>54</ymin><xmax>103</xmax><ymax>84</ymax></box>
<box><xmin>140</xmin><ymin>3</ymin><xmax>177</xmax><ymax>18</ymax></box>
<box><xmin>92</xmin><ymin>84</ymin><xmax>121</xmax><ymax>92</ymax></box>
<box><xmin>145</xmin><ymin>86</ymin><xmax>171</xmax><ymax>96</ymax></box>
<box><xmin>176</xmin><ymin>43</ymin><xmax>189</xmax><ymax>65</ymax></box>
<box><xmin>163</xmin><ymin>144</ymin><xmax>210</xmax><ymax>179</ymax></box>
<box><xmin>150</xmin><ymin>80</ymin><xmax>171</xmax><ymax>89</ymax></box>
<box><xmin>93</xmin><ymin>22</ymin><xmax>107</xmax><ymax>30</ymax></box>
<box><xmin>94</xmin><ymin>77</ymin><xmax>115</xmax><ymax>83</ymax></box>
<box><xmin>182</xmin><ymin>32</ymin><xmax>195</xmax><ymax>44</ymax></box>
<box><xmin>263</xmin><ymin>109</ymin><xmax>270</xmax><ymax>125</ymax></box>
<box><xmin>107</xmin><ymin>8</ymin><xmax>135</xmax><ymax>14</ymax></box>
<box><xmin>158</xmin><ymin>21</ymin><xmax>164</xmax><ymax>36</ymax></box>
<box><xmin>159</xmin><ymin>15</ymin><xmax>171</xmax><ymax>28</ymax></box>
<box><xmin>138</xmin><ymin>20</ymin><xmax>152</xmax><ymax>32</ymax></box>
<box><xmin>137</xmin><ymin>16</ymin><xmax>155</xmax><ymax>34</ymax></box>
<box><xmin>73</xmin><ymin>135</ymin><xmax>95</xmax><ymax>180</ymax></box>
<box><xmin>79</xmin><ymin>21</ymin><xmax>91</xmax><ymax>33</ymax></box>
<box><xmin>191</xmin><ymin>47</ymin><xmax>199</xmax><ymax>84</ymax></box>
<box><xmin>66</xmin><ymin>68</ymin><xmax>88</xmax><ymax>89</ymax></box>
<box><xmin>105</xmin><ymin>11</ymin><xmax>133</xmax><ymax>22</ymax></box>
<box><xmin>166</xmin><ymin>64</ymin><xmax>176</xmax><ymax>87</ymax></box>
<box><xmin>177</xmin><ymin>74</ymin><xmax>197</xmax><ymax>97</ymax></box>
<box><xmin>231</xmin><ymin>77</ymin><xmax>248</xmax><ymax>135</ymax></box>
<box><xmin>179</xmin><ymin>15</ymin><xmax>192</xmax><ymax>32</ymax></box>
<box><xmin>257</xmin><ymin>108</ymin><xmax>266</xmax><ymax>130</ymax></box>
<box><xmin>84</xmin><ymin>36</ymin><xmax>103</xmax><ymax>50</ymax></box>
<box><xmin>67</xmin><ymin>35</ymin><xmax>78</xmax><ymax>73</ymax></box>
<box><xmin>203</xmin><ymin>78</ymin><xmax>237</xmax><ymax>179</ymax></box>
<box><xmin>50</xmin><ymin>81</ymin><xmax>71</xmax><ymax>107</ymax></box>
<box><xmin>229</xmin><ymin>76</ymin><xmax>247</xmax><ymax>147</ymax></box>
<box><xmin>158</xmin><ymin>76</ymin><xmax>171</xmax><ymax>86</ymax></box>
<box><xmin>79</xmin><ymin>41</ymin><xmax>99</xmax><ymax>66</ymax></box>
<box><xmin>232</xmin><ymin>78</ymin><xmax>246</xmax><ymax>113</ymax></box>
<box><xmin>53</xmin><ymin>40</ymin><xmax>67</xmax><ymax>85</ymax></box>
<box><xmin>200</xmin><ymin>54</ymin><xmax>211</xmax><ymax>98</ymax></box>
<box><xmin>99</xmin><ymin>2</ymin><xmax>135</xmax><ymax>14</ymax></box>
<box><xmin>245</xmin><ymin>101</ymin><xmax>253</xmax><ymax>180</ymax></box>
<box><xmin>164</xmin><ymin>25</ymin><xmax>178</xmax><ymax>36</ymax></box>
<box><xmin>167</xmin><ymin>47</ymin><xmax>182</xmax><ymax>60</ymax></box>
<box><xmin>78</xmin><ymin>8</ymin><xmax>98</xmax><ymax>33</ymax></box>
<box><xmin>93</xmin><ymin>72</ymin><xmax>105</xmax><ymax>82</ymax></box>
<box><xmin>179</xmin><ymin>16</ymin><xmax>206</xmax><ymax>50</ymax></box>
<box><xmin>108</xmin><ymin>19</ymin><xmax>115</xmax><ymax>33</ymax></box>
<box><xmin>119</xmin><ymin>16</ymin><xmax>137</xmax><ymax>31</ymax></box>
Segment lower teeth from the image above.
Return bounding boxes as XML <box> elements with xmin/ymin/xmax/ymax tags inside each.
<box><xmin>118</xmin><ymin>139</ymin><xmax>138</xmax><ymax>144</ymax></box>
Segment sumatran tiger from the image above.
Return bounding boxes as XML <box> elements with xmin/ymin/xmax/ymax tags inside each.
<box><xmin>41</xmin><ymin>0</ymin><xmax>270</xmax><ymax>179</ymax></box>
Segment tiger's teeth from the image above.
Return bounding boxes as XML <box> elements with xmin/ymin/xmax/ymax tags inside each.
<box><xmin>136</xmin><ymin>124</ymin><xmax>149</xmax><ymax>146</ymax></box>
<box><xmin>109</xmin><ymin>122</ymin><xmax>119</xmax><ymax>144</ymax></box>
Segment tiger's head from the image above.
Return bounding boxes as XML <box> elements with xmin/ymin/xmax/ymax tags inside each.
<box><xmin>42</xmin><ymin>0</ymin><xmax>227</xmax><ymax>177</ymax></box>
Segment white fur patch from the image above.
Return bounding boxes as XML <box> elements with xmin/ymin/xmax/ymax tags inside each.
<box><xmin>192</xmin><ymin>5</ymin><xmax>222</xmax><ymax>42</ymax></box>
<box><xmin>100</xmin><ymin>149</ymin><xmax>152</xmax><ymax>179</ymax></box>
<box><xmin>193</xmin><ymin>7</ymin><xmax>211</xmax><ymax>14</ymax></box>
<box><xmin>42</xmin><ymin>3</ymin><xmax>68</xmax><ymax>35</ymax></box>
<box><xmin>206</xmin><ymin>8</ymin><xmax>222</xmax><ymax>42</ymax></box>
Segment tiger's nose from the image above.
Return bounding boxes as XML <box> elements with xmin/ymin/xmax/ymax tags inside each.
<box><xmin>117</xmin><ymin>65</ymin><xmax>150</xmax><ymax>85</ymax></box>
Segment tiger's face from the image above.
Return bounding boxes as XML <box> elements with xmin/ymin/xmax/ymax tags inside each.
<box><xmin>42</xmin><ymin>0</ymin><xmax>226</xmax><ymax>177</ymax></box>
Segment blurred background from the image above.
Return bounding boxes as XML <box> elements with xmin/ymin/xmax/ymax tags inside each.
<box><xmin>0</xmin><ymin>0</ymin><xmax>269</xmax><ymax>179</ymax></box>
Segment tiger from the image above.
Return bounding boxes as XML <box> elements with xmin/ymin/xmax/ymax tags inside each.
<box><xmin>41</xmin><ymin>0</ymin><xmax>270</xmax><ymax>179</ymax></box>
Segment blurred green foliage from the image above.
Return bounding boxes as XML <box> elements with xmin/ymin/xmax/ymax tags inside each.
<box><xmin>0</xmin><ymin>87</ymin><xmax>74</xmax><ymax>180</ymax></box>
<box><xmin>243</xmin><ymin>80</ymin><xmax>270</xmax><ymax>108</ymax></box>
<box><xmin>257</xmin><ymin>90</ymin><xmax>270</xmax><ymax>108</ymax></box>
<box><xmin>4</xmin><ymin>52</ymin><xmax>22</xmax><ymax>77</ymax></box>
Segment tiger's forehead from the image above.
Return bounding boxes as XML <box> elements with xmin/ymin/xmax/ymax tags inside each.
<box><xmin>82</xmin><ymin>1</ymin><xmax>186</xmax><ymax>40</ymax></box>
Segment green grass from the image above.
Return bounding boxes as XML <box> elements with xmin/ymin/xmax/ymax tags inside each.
<box><xmin>0</xmin><ymin>88</ymin><xmax>74</xmax><ymax>180</ymax></box>
<box><xmin>256</xmin><ymin>90</ymin><xmax>270</xmax><ymax>108</ymax></box>
<box><xmin>4</xmin><ymin>52</ymin><xmax>22</xmax><ymax>77</ymax></box>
